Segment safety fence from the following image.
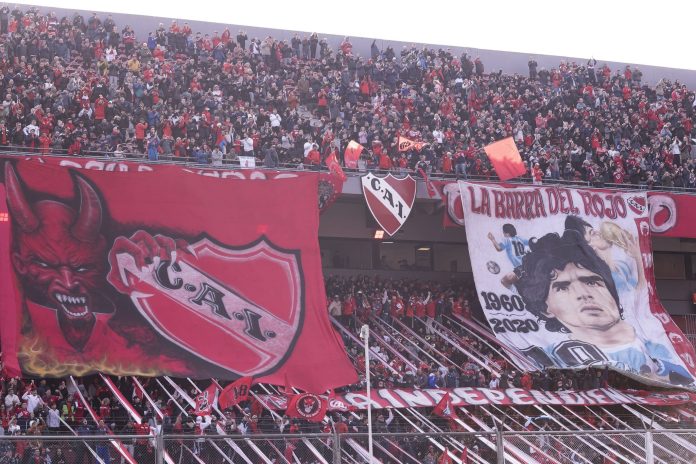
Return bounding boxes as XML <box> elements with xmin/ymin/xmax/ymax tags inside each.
<box><xmin>2</xmin><ymin>148</ymin><xmax>696</xmax><ymax>195</ymax></box>
<box><xmin>1</xmin><ymin>429</ymin><xmax>695</xmax><ymax>463</ymax></box>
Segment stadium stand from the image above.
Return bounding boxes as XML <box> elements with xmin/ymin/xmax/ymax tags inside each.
<box><xmin>0</xmin><ymin>6</ymin><xmax>692</xmax><ymax>189</ymax></box>
<box><xmin>0</xmin><ymin>6</ymin><xmax>695</xmax><ymax>464</ymax></box>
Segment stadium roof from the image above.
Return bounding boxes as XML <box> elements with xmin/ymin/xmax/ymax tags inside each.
<box><xmin>20</xmin><ymin>0</ymin><xmax>696</xmax><ymax>71</ymax></box>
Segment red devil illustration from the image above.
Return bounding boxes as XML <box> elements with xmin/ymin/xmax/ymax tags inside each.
<box><xmin>4</xmin><ymin>161</ymin><xmax>305</xmax><ymax>379</ymax></box>
<box><xmin>6</xmin><ymin>162</ymin><xmax>113</xmax><ymax>351</ymax></box>
<box><xmin>5</xmin><ymin>163</ymin><xmax>196</xmax><ymax>375</ymax></box>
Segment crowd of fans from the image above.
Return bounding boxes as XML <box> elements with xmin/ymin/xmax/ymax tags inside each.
<box><xmin>0</xmin><ymin>5</ymin><xmax>695</xmax><ymax>463</ymax></box>
<box><xmin>0</xmin><ymin>7</ymin><xmax>694</xmax><ymax>189</ymax></box>
<box><xmin>326</xmin><ymin>275</ymin><xmax>619</xmax><ymax>392</ymax></box>
<box><xmin>0</xmin><ymin>275</ymin><xmax>693</xmax><ymax>462</ymax></box>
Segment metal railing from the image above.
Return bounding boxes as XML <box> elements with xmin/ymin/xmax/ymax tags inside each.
<box><xmin>1</xmin><ymin>429</ymin><xmax>694</xmax><ymax>463</ymax></box>
<box><xmin>4</xmin><ymin>147</ymin><xmax>696</xmax><ymax>196</ymax></box>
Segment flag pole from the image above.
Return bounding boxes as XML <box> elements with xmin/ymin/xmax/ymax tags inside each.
<box><xmin>360</xmin><ymin>324</ymin><xmax>373</xmax><ymax>462</ymax></box>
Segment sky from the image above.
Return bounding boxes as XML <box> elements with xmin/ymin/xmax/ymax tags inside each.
<box><xmin>16</xmin><ymin>0</ymin><xmax>696</xmax><ymax>71</ymax></box>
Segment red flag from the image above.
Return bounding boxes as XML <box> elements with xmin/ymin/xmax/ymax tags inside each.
<box><xmin>284</xmin><ymin>442</ymin><xmax>296</xmax><ymax>462</ymax></box>
<box><xmin>433</xmin><ymin>392</ymin><xmax>458</xmax><ymax>420</ymax></box>
<box><xmin>483</xmin><ymin>137</ymin><xmax>526</xmax><ymax>181</ymax></box>
<box><xmin>0</xmin><ymin>157</ymin><xmax>358</xmax><ymax>393</ymax></box>
<box><xmin>219</xmin><ymin>377</ymin><xmax>253</xmax><ymax>410</ymax></box>
<box><xmin>344</xmin><ymin>140</ymin><xmax>363</xmax><ymax>169</ymax></box>
<box><xmin>417</xmin><ymin>167</ymin><xmax>436</xmax><ymax>198</ymax></box>
<box><xmin>398</xmin><ymin>136</ymin><xmax>427</xmax><ymax>152</ymax></box>
<box><xmin>194</xmin><ymin>383</ymin><xmax>218</xmax><ymax>416</ymax></box>
<box><xmin>132</xmin><ymin>380</ymin><xmax>144</xmax><ymax>402</ymax></box>
<box><xmin>326</xmin><ymin>389</ymin><xmax>356</xmax><ymax>412</ymax></box>
<box><xmin>285</xmin><ymin>392</ymin><xmax>327</xmax><ymax>422</ymax></box>
<box><xmin>438</xmin><ymin>448</ymin><xmax>453</xmax><ymax>464</ymax></box>
<box><xmin>326</xmin><ymin>151</ymin><xmax>347</xmax><ymax>182</ymax></box>
<box><xmin>461</xmin><ymin>447</ymin><xmax>469</xmax><ymax>464</ymax></box>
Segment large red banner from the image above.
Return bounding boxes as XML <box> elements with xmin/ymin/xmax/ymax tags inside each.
<box><xmin>256</xmin><ymin>387</ymin><xmax>696</xmax><ymax>411</ymax></box>
<box><xmin>0</xmin><ymin>156</ymin><xmax>356</xmax><ymax>393</ymax></box>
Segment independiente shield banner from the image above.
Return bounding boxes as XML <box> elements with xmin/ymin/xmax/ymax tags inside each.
<box><xmin>0</xmin><ymin>157</ymin><xmax>356</xmax><ymax>393</ymax></box>
<box><xmin>459</xmin><ymin>181</ymin><xmax>696</xmax><ymax>389</ymax></box>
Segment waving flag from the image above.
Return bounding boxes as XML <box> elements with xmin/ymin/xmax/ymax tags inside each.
<box><xmin>219</xmin><ymin>377</ymin><xmax>253</xmax><ymax>410</ymax></box>
<box><xmin>433</xmin><ymin>392</ymin><xmax>458</xmax><ymax>420</ymax></box>
<box><xmin>344</xmin><ymin>140</ymin><xmax>363</xmax><ymax>169</ymax></box>
<box><xmin>285</xmin><ymin>392</ymin><xmax>328</xmax><ymax>422</ymax></box>
<box><xmin>194</xmin><ymin>383</ymin><xmax>218</xmax><ymax>416</ymax></box>
<box><xmin>483</xmin><ymin>137</ymin><xmax>526</xmax><ymax>181</ymax></box>
<box><xmin>326</xmin><ymin>151</ymin><xmax>346</xmax><ymax>182</ymax></box>
<box><xmin>398</xmin><ymin>136</ymin><xmax>427</xmax><ymax>152</ymax></box>
<box><xmin>417</xmin><ymin>167</ymin><xmax>437</xmax><ymax>198</ymax></box>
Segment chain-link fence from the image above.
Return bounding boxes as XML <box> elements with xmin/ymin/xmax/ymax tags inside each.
<box><xmin>0</xmin><ymin>430</ymin><xmax>693</xmax><ymax>463</ymax></box>
<box><xmin>0</xmin><ymin>434</ymin><xmax>155</xmax><ymax>464</ymax></box>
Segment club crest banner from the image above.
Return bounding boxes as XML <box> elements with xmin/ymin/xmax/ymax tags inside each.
<box><xmin>459</xmin><ymin>181</ymin><xmax>696</xmax><ymax>388</ymax></box>
<box><xmin>0</xmin><ymin>156</ymin><xmax>357</xmax><ymax>393</ymax></box>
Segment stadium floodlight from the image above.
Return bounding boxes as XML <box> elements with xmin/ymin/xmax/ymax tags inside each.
<box><xmin>359</xmin><ymin>324</ymin><xmax>373</xmax><ymax>462</ymax></box>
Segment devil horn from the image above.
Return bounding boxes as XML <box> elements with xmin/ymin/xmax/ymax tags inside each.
<box><xmin>71</xmin><ymin>176</ymin><xmax>102</xmax><ymax>242</ymax></box>
<box><xmin>4</xmin><ymin>163</ymin><xmax>39</xmax><ymax>232</ymax></box>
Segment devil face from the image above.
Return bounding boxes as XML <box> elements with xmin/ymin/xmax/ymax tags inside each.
<box><xmin>6</xmin><ymin>164</ymin><xmax>114</xmax><ymax>351</ymax></box>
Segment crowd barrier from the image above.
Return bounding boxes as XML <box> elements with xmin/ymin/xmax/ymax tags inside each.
<box><xmin>3</xmin><ymin>148</ymin><xmax>696</xmax><ymax>195</ymax></box>
<box><xmin>1</xmin><ymin>429</ymin><xmax>694</xmax><ymax>463</ymax></box>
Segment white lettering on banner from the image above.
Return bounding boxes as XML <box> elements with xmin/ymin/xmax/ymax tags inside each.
<box><xmin>377</xmin><ymin>389</ymin><xmax>406</xmax><ymax>408</ymax></box>
<box><xmin>603</xmin><ymin>389</ymin><xmax>634</xmax><ymax>404</ymax></box>
<box><xmin>480</xmin><ymin>389</ymin><xmax>506</xmax><ymax>404</ymax></box>
<box><xmin>424</xmin><ymin>389</ymin><xmax>450</xmax><ymax>405</ymax></box>
<box><xmin>529</xmin><ymin>390</ymin><xmax>562</xmax><ymax>405</ymax></box>
<box><xmin>256</xmin><ymin>387</ymin><xmax>696</xmax><ymax>411</ymax></box>
<box><xmin>623</xmin><ymin>393</ymin><xmax>648</xmax><ymax>405</ymax></box>
<box><xmin>59</xmin><ymin>159</ymin><xmax>153</xmax><ymax>172</ymax></box>
<box><xmin>343</xmin><ymin>393</ymin><xmax>381</xmax><ymax>410</ymax></box>
<box><xmin>452</xmin><ymin>387</ymin><xmax>489</xmax><ymax>405</ymax></box>
<box><xmin>393</xmin><ymin>389</ymin><xmax>437</xmax><ymax>408</ymax></box>
<box><xmin>576</xmin><ymin>391</ymin><xmax>597</xmax><ymax>405</ymax></box>
<box><xmin>116</xmin><ymin>252</ymin><xmax>295</xmax><ymax>372</ymax></box>
<box><xmin>557</xmin><ymin>391</ymin><xmax>585</xmax><ymax>405</ymax></box>
<box><xmin>506</xmin><ymin>388</ymin><xmax>534</xmax><ymax>405</ymax></box>
<box><xmin>363</xmin><ymin>173</ymin><xmax>412</xmax><ymax>221</ymax></box>
<box><xmin>585</xmin><ymin>389</ymin><xmax>610</xmax><ymax>404</ymax></box>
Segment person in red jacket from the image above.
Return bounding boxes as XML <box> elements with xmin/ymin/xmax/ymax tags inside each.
<box><xmin>390</xmin><ymin>294</ymin><xmax>404</xmax><ymax>320</ymax></box>
<box><xmin>425</xmin><ymin>292</ymin><xmax>436</xmax><ymax>334</ymax></box>
<box><xmin>38</xmin><ymin>133</ymin><xmax>51</xmax><ymax>155</ymax></box>
<box><xmin>342</xmin><ymin>293</ymin><xmax>355</xmax><ymax>329</ymax></box>
<box><xmin>441</xmin><ymin>151</ymin><xmax>453</xmax><ymax>174</ymax></box>
<box><xmin>531</xmin><ymin>162</ymin><xmax>543</xmax><ymax>185</ymax></box>
<box><xmin>451</xmin><ymin>297</ymin><xmax>463</xmax><ymax>317</ymax></box>
<box><xmin>304</xmin><ymin>143</ymin><xmax>321</xmax><ymax>169</ymax></box>
<box><xmin>520</xmin><ymin>372</ymin><xmax>533</xmax><ymax>390</ymax></box>
<box><xmin>135</xmin><ymin>119</ymin><xmax>148</xmax><ymax>153</ymax></box>
<box><xmin>67</xmin><ymin>136</ymin><xmax>83</xmax><ymax>156</ymax></box>
<box><xmin>94</xmin><ymin>95</ymin><xmax>107</xmax><ymax>121</ymax></box>
<box><xmin>378</xmin><ymin>152</ymin><xmax>392</xmax><ymax>172</ymax></box>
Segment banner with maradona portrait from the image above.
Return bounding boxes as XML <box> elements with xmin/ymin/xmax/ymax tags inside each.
<box><xmin>459</xmin><ymin>181</ymin><xmax>696</xmax><ymax>388</ymax></box>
